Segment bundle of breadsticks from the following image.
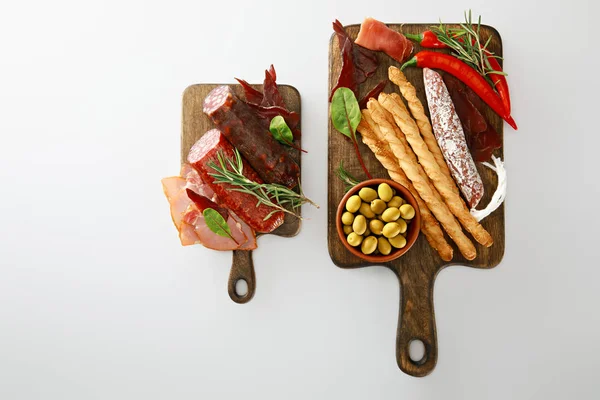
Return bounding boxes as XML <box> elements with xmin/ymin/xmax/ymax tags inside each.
<box><xmin>356</xmin><ymin>66</ymin><xmax>493</xmax><ymax>261</ymax></box>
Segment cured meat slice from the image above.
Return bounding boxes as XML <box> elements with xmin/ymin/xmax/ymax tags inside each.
<box><xmin>187</xmin><ymin>129</ymin><xmax>284</xmax><ymax>233</ymax></box>
<box><xmin>355</xmin><ymin>18</ymin><xmax>413</xmax><ymax>64</ymax></box>
<box><xmin>423</xmin><ymin>68</ymin><xmax>484</xmax><ymax>209</ymax></box>
<box><xmin>443</xmin><ymin>74</ymin><xmax>501</xmax><ymax>162</ymax></box>
<box><xmin>161</xmin><ymin>174</ymin><xmax>257</xmax><ymax>250</ymax></box>
<box><xmin>329</xmin><ymin>20</ymin><xmax>379</xmax><ymax>101</ymax></box>
<box><xmin>203</xmin><ymin>85</ymin><xmax>300</xmax><ymax>188</ymax></box>
<box><xmin>182</xmin><ymin>203</ymin><xmax>256</xmax><ymax>251</ymax></box>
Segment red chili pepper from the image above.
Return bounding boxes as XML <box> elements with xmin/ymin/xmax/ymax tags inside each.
<box><xmin>404</xmin><ymin>31</ymin><xmax>448</xmax><ymax>49</ymax></box>
<box><xmin>401</xmin><ymin>51</ymin><xmax>517</xmax><ymax>130</ymax></box>
<box><xmin>409</xmin><ymin>30</ymin><xmax>513</xmax><ymax>115</ymax></box>
<box><xmin>485</xmin><ymin>52</ymin><xmax>511</xmax><ymax>114</ymax></box>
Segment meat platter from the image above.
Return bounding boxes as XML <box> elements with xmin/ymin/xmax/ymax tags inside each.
<box><xmin>327</xmin><ymin>18</ymin><xmax>509</xmax><ymax>376</ymax></box>
<box><xmin>162</xmin><ymin>66</ymin><xmax>316</xmax><ymax>304</ymax></box>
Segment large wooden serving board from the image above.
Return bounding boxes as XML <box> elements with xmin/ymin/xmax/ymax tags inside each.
<box><xmin>182</xmin><ymin>84</ymin><xmax>301</xmax><ymax>304</ymax></box>
<box><xmin>327</xmin><ymin>23</ymin><xmax>505</xmax><ymax>376</ymax></box>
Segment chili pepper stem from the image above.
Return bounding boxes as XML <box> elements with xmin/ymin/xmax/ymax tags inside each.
<box><xmin>400</xmin><ymin>57</ymin><xmax>418</xmax><ymax>71</ymax></box>
<box><xmin>403</xmin><ymin>32</ymin><xmax>422</xmax><ymax>42</ymax></box>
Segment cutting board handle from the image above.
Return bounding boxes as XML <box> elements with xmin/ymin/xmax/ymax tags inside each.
<box><xmin>395</xmin><ymin>263</ymin><xmax>438</xmax><ymax>377</ymax></box>
<box><xmin>228</xmin><ymin>250</ymin><xmax>256</xmax><ymax>304</ymax></box>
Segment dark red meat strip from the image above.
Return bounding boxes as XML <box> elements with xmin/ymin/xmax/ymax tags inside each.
<box><xmin>358</xmin><ymin>80</ymin><xmax>387</xmax><ymax>109</ymax></box>
<box><xmin>203</xmin><ymin>85</ymin><xmax>300</xmax><ymax>188</ymax></box>
<box><xmin>235</xmin><ymin>78</ymin><xmax>263</xmax><ymax>104</ymax></box>
<box><xmin>330</xmin><ymin>20</ymin><xmax>379</xmax><ymax>101</ymax></box>
<box><xmin>261</xmin><ymin>65</ymin><xmax>285</xmax><ymax>108</ymax></box>
<box><xmin>187</xmin><ymin>129</ymin><xmax>284</xmax><ymax>233</ymax></box>
<box><xmin>443</xmin><ymin>74</ymin><xmax>501</xmax><ymax>162</ymax></box>
<box><xmin>185</xmin><ymin>188</ymin><xmax>229</xmax><ymax>220</ymax></box>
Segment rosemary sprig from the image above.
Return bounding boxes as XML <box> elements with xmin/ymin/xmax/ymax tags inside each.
<box><xmin>336</xmin><ymin>160</ymin><xmax>362</xmax><ymax>192</ymax></box>
<box><xmin>207</xmin><ymin>149</ymin><xmax>319</xmax><ymax>221</ymax></box>
<box><xmin>431</xmin><ymin>10</ymin><xmax>506</xmax><ymax>78</ymax></box>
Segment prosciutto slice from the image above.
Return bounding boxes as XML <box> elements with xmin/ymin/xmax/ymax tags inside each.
<box><xmin>355</xmin><ymin>17</ymin><xmax>413</xmax><ymax>64</ymax></box>
<box><xmin>161</xmin><ymin>171</ymin><xmax>257</xmax><ymax>250</ymax></box>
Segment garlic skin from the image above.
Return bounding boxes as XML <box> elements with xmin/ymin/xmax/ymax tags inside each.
<box><xmin>471</xmin><ymin>156</ymin><xmax>507</xmax><ymax>222</ymax></box>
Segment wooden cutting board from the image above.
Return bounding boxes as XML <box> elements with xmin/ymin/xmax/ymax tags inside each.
<box><xmin>182</xmin><ymin>83</ymin><xmax>301</xmax><ymax>304</ymax></box>
<box><xmin>327</xmin><ymin>23</ymin><xmax>506</xmax><ymax>376</ymax></box>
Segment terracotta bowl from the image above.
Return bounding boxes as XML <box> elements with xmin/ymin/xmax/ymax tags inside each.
<box><xmin>336</xmin><ymin>178</ymin><xmax>421</xmax><ymax>263</ymax></box>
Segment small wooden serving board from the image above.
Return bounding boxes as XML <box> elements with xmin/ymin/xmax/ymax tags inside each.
<box><xmin>182</xmin><ymin>84</ymin><xmax>301</xmax><ymax>304</ymax></box>
<box><xmin>327</xmin><ymin>23</ymin><xmax>505</xmax><ymax>376</ymax></box>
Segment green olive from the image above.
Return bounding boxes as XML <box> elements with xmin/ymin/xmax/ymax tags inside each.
<box><xmin>341</xmin><ymin>211</ymin><xmax>355</xmax><ymax>225</ymax></box>
<box><xmin>369</xmin><ymin>219</ymin><xmax>384</xmax><ymax>236</ymax></box>
<box><xmin>343</xmin><ymin>225</ymin><xmax>353</xmax><ymax>235</ymax></box>
<box><xmin>352</xmin><ymin>215</ymin><xmax>367</xmax><ymax>235</ymax></box>
<box><xmin>347</xmin><ymin>232</ymin><xmax>363</xmax><ymax>247</ymax></box>
<box><xmin>383</xmin><ymin>222</ymin><xmax>402</xmax><ymax>238</ymax></box>
<box><xmin>370</xmin><ymin>199</ymin><xmax>386</xmax><ymax>214</ymax></box>
<box><xmin>361</xmin><ymin>236</ymin><xmax>378</xmax><ymax>254</ymax></box>
<box><xmin>377</xmin><ymin>237</ymin><xmax>392</xmax><ymax>255</ymax></box>
<box><xmin>389</xmin><ymin>234</ymin><xmax>407</xmax><ymax>249</ymax></box>
<box><xmin>359</xmin><ymin>202</ymin><xmax>375</xmax><ymax>219</ymax></box>
<box><xmin>381</xmin><ymin>207</ymin><xmax>400</xmax><ymax>222</ymax></box>
<box><xmin>387</xmin><ymin>196</ymin><xmax>404</xmax><ymax>208</ymax></box>
<box><xmin>358</xmin><ymin>187</ymin><xmax>378</xmax><ymax>202</ymax></box>
<box><xmin>377</xmin><ymin>183</ymin><xmax>393</xmax><ymax>202</ymax></box>
<box><xmin>399</xmin><ymin>204</ymin><xmax>415</xmax><ymax>219</ymax></box>
<box><xmin>346</xmin><ymin>195</ymin><xmax>361</xmax><ymax>213</ymax></box>
<box><xmin>396</xmin><ymin>218</ymin><xmax>408</xmax><ymax>234</ymax></box>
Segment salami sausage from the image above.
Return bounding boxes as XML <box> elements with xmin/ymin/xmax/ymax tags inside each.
<box><xmin>187</xmin><ymin>129</ymin><xmax>284</xmax><ymax>233</ymax></box>
<box><xmin>203</xmin><ymin>85</ymin><xmax>300</xmax><ymax>188</ymax></box>
<box><xmin>423</xmin><ymin>68</ymin><xmax>484</xmax><ymax>209</ymax></box>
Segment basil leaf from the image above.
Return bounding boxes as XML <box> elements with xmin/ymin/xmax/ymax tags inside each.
<box><xmin>203</xmin><ymin>208</ymin><xmax>232</xmax><ymax>238</ymax></box>
<box><xmin>269</xmin><ymin>116</ymin><xmax>294</xmax><ymax>146</ymax></box>
<box><xmin>330</xmin><ymin>87</ymin><xmax>361</xmax><ymax>139</ymax></box>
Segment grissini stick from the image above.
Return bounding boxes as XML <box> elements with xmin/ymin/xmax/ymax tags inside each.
<box><xmin>378</xmin><ymin>92</ymin><xmax>492</xmax><ymax>247</ymax></box>
<box><xmin>367</xmin><ymin>99</ymin><xmax>476</xmax><ymax>260</ymax></box>
<box><xmin>359</xmin><ymin>111</ymin><xmax>454</xmax><ymax>261</ymax></box>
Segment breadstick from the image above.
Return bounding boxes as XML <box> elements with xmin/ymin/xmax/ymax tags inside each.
<box><xmin>388</xmin><ymin>66</ymin><xmax>457</xmax><ymax>193</ymax></box>
<box><xmin>367</xmin><ymin>99</ymin><xmax>476</xmax><ymax>260</ymax></box>
<box><xmin>358</xmin><ymin>112</ymin><xmax>454</xmax><ymax>261</ymax></box>
<box><xmin>378</xmin><ymin>92</ymin><xmax>493</xmax><ymax>247</ymax></box>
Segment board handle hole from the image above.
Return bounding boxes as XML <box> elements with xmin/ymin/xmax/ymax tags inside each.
<box><xmin>235</xmin><ymin>279</ymin><xmax>248</xmax><ymax>297</ymax></box>
<box><xmin>409</xmin><ymin>339</ymin><xmax>427</xmax><ymax>365</ymax></box>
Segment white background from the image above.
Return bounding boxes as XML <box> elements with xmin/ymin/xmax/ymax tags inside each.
<box><xmin>0</xmin><ymin>0</ymin><xmax>598</xmax><ymax>398</ymax></box>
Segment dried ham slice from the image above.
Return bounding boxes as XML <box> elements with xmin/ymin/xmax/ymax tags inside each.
<box><xmin>161</xmin><ymin>174</ymin><xmax>257</xmax><ymax>250</ymax></box>
<box><xmin>355</xmin><ymin>17</ymin><xmax>413</xmax><ymax>64</ymax></box>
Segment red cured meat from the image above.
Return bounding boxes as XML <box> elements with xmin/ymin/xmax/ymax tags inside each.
<box><xmin>203</xmin><ymin>85</ymin><xmax>300</xmax><ymax>188</ymax></box>
<box><xmin>443</xmin><ymin>74</ymin><xmax>501</xmax><ymax>163</ymax></box>
<box><xmin>423</xmin><ymin>68</ymin><xmax>484</xmax><ymax>209</ymax></box>
<box><xmin>330</xmin><ymin>20</ymin><xmax>379</xmax><ymax>101</ymax></box>
<box><xmin>235</xmin><ymin>78</ymin><xmax>263</xmax><ymax>104</ymax></box>
<box><xmin>261</xmin><ymin>65</ymin><xmax>285</xmax><ymax>108</ymax></box>
<box><xmin>187</xmin><ymin>129</ymin><xmax>284</xmax><ymax>233</ymax></box>
<box><xmin>358</xmin><ymin>80</ymin><xmax>387</xmax><ymax>109</ymax></box>
<box><xmin>355</xmin><ymin>17</ymin><xmax>413</xmax><ymax>64</ymax></box>
<box><xmin>185</xmin><ymin>188</ymin><xmax>228</xmax><ymax>220</ymax></box>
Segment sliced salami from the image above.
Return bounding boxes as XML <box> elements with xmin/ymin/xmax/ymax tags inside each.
<box><xmin>203</xmin><ymin>85</ymin><xmax>300</xmax><ymax>188</ymax></box>
<box><xmin>423</xmin><ymin>68</ymin><xmax>484</xmax><ymax>209</ymax></box>
<box><xmin>187</xmin><ymin>129</ymin><xmax>284</xmax><ymax>234</ymax></box>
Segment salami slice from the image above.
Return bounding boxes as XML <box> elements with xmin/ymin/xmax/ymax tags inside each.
<box><xmin>187</xmin><ymin>129</ymin><xmax>284</xmax><ymax>234</ymax></box>
<box><xmin>203</xmin><ymin>85</ymin><xmax>300</xmax><ymax>188</ymax></box>
<box><xmin>423</xmin><ymin>68</ymin><xmax>484</xmax><ymax>209</ymax></box>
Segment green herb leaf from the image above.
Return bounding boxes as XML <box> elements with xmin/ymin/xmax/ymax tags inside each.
<box><xmin>203</xmin><ymin>208</ymin><xmax>233</xmax><ymax>238</ymax></box>
<box><xmin>330</xmin><ymin>87</ymin><xmax>361</xmax><ymax>140</ymax></box>
<box><xmin>269</xmin><ymin>116</ymin><xmax>294</xmax><ymax>146</ymax></box>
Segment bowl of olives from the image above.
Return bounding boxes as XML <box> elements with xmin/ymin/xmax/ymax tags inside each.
<box><xmin>336</xmin><ymin>179</ymin><xmax>421</xmax><ymax>262</ymax></box>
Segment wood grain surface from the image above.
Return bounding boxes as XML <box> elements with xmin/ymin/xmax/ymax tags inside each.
<box><xmin>182</xmin><ymin>83</ymin><xmax>301</xmax><ymax>304</ymax></box>
<box><xmin>327</xmin><ymin>23</ymin><xmax>505</xmax><ymax>376</ymax></box>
